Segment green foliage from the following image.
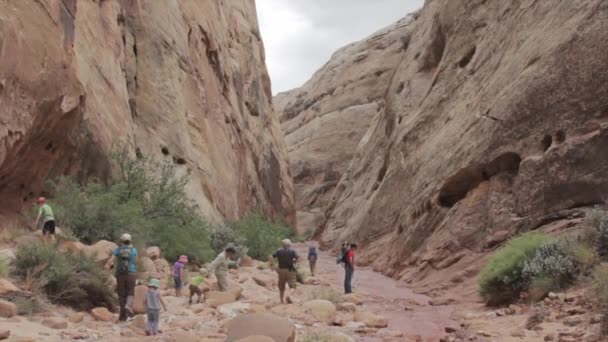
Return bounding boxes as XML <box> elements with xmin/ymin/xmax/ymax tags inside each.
<box><xmin>585</xmin><ymin>206</ymin><xmax>608</xmax><ymax>258</ymax></box>
<box><xmin>522</xmin><ymin>240</ymin><xmax>578</xmax><ymax>290</ymax></box>
<box><xmin>49</xmin><ymin>143</ymin><xmax>213</xmax><ymax>263</ymax></box>
<box><xmin>589</xmin><ymin>264</ymin><xmax>608</xmax><ymax>312</ymax></box>
<box><xmin>0</xmin><ymin>257</ymin><xmax>7</xmax><ymax>278</ymax></box>
<box><xmin>209</xmin><ymin>223</ymin><xmax>248</xmax><ymax>257</ymax></box>
<box><xmin>231</xmin><ymin>212</ymin><xmax>293</xmax><ymax>260</ymax></box>
<box><xmin>478</xmin><ymin>233</ymin><xmax>551</xmax><ymax>306</ymax></box>
<box><xmin>14</xmin><ymin>242</ymin><xmax>116</xmax><ymax>311</ymax></box>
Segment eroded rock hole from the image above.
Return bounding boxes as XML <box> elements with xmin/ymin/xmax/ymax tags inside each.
<box><xmin>161</xmin><ymin>146</ymin><xmax>169</xmax><ymax>155</ymax></box>
<box><xmin>458</xmin><ymin>46</ymin><xmax>476</xmax><ymax>68</ymax></box>
<box><xmin>438</xmin><ymin>152</ymin><xmax>521</xmax><ymax>207</ymax></box>
<box><xmin>396</xmin><ymin>82</ymin><xmax>404</xmax><ymax>94</ymax></box>
<box><xmin>541</xmin><ymin>135</ymin><xmax>553</xmax><ymax>152</ymax></box>
<box><xmin>555</xmin><ymin>130</ymin><xmax>566</xmax><ymax>144</ymax></box>
<box><xmin>45</xmin><ymin>141</ymin><xmax>53</xmax><ymax>151</ymax></box>
<box><xmin>173</xmin><ymin>156</ymin><xmax>187</xmax><ymax>165</ymax></box>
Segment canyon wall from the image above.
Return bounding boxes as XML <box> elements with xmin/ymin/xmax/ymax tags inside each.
<box><xmin>0</xmin><ymin>0</ymin><xmax>294</xmax><ymax>225</ymax></box>
<box><xmin>280</xmin><ymin>0</ymin><xmax>608</xmax><ymax>293</ymax></box>
<box><xmin>276</xmin><ymin>16</ymin><xmax>415</xmax><ymax>234</ymax></box>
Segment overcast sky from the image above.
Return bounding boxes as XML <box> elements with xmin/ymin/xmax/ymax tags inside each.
<box><xmin>256</xmin><ymin>0</ymin><xmax>423</xmax><ymax>95</ymax></box>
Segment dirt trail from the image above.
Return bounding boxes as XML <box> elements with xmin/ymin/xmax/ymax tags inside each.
<box><xmin>295</xmin><ymin>244</ymin><xmax>458</xmax><ymax>341</ymax></box>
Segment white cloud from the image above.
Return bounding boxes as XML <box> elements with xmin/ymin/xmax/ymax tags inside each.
<box><xmin>256</xmin><ymin>0</ymin><xmax>424</xmax><ymax>94</ymax></box>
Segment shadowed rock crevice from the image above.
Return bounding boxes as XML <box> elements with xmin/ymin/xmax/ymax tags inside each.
<box><xmin>438</xmin><ymin>152</ymin><xmax>522</xmax><ymax>208</ymax></box>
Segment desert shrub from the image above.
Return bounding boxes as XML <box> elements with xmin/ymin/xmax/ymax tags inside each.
<box><xmin>0</xmin><ymin>257</ymin><xmax>7</xmax><ymax>278</ymax></box>
<box><xmin>569</xmin><ymin>241</ymin><xmax>600</xmax><ymax>275</ymax></box>
<box><xmin>478</xmin><ymin>233</ymin><xmax>551</xmax><ymax>306</ymax></box>
<box><xmin>585</xmin><ymin>206</ymin><xmax>608</xmax><ymax>258</ymax></box>
<box><xmin>522</xmin><ymin>240</ymin><xmax>578</xmax><ymax>290</ymax></box>
<box><xmin>48</xmin><ymin>143</ymin><xmax>214</xmax><ymax>263</ymax></box>
<box><xmin>588</xmin><ymin>264</ymin><xmax>608</xmax><ymax>311</ymax></box>
<box><xmin>231</xmin><ymin>212</ymin><xmax>293</xmax><ymax>260</ymax></box>
<box><xmin>14</xmin><ymin>242</ymin><xmax>116</xmax><ymax>311</ymax></box>
<box><xmin>209</xmin><ymin>223</ymin><xmax>248</xmax><ymax>257</ymax></box>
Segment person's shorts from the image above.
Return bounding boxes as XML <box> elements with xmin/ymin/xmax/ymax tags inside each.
<box><xmin>173</xmin><ymin>276</ymin><xmax>182</xmax><ymax>289</ymax></box>
<box><xmin>42</xmin><ymin>220</ymin><xmax>55</xmax><ymax>235</ymax></box>
<box><xmin>277</xmin><ymin>268</ymin><xmax>297</xmax><ymax>292</ymax></box>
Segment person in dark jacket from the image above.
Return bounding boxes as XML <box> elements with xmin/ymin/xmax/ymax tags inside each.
<box><xmin>308</xmin><ymin>244</ymin><xmax>318</xmax><ymax>277</ymax></box>
<box><xmin>344</xmin><ymin>243</ymin><xmax>357</xmax><ymax>294</ymax></box>
<box><xmin>271</xmin><ymin>239</ymin><xmax>299</xmax><ymax>304</ymax></box>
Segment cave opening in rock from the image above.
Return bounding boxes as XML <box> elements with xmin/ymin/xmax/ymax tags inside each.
<box><xmin>541</xmin><ymin>134</ymin><xmax>553</xmax><ymax>152</ymax></box>
<box><xmin>161</xmin><ymin>146</ymin><xmax>169</xmax><ymax>155</ymax></box>
<box><xmin>458</xmin><ymin>46</ymin><xmax>476</xmax><ymax>68</ymax></box>
<box><xmin>437</xmin><ymin>152</ymin><xmax>522</xmax><ymax>207</ymax></box>
<box><xmin>555</xmin><ymin>130</ymin><xmax>566</xmax><ymax>143</ymax></box>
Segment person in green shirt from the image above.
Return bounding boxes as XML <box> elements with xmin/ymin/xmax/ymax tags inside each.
<box><xmin>34</xmin><ymin>197</ymin><xmax>55</xmax><ymax>243</ymax></box>
<box><xmin>188</xmin><ymin>274</ymin><xmax>208</xmax><ymax>304</ymax></box>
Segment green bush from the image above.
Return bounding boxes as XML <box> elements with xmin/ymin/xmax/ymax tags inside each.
<box><xmin>478</xmin><ymin>233</ymin><xmax>551</xmax><ymax>306</ymax></box>
<box><xmin>231</xmin><ymin>212</ymin><xmax>293</xmax><ymax>260</ymax></box>
<box><xmin>48</xmin><ymin>144</ymin><xmax>214</xmax><ymax>263</ymax></box>
<box><xmin>589</xmin><ymin>264</ymin><xmax>608</xmax><ymax>311</ymax></box>
<box><xmin>522</xmin><ymin>240</ymin><xmax>578</xmax><ymax>290</ymax></box>
<box><xmin>209</xmin><ymin>223</ymin><xmax>248</xmax><ymax>257</ymax></box>
<box><xmin>14</xmin><ymin>242</ymin><xmax>116</xmax><ymax>311</ymax></box>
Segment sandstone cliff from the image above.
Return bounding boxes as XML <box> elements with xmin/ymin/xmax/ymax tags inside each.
<box><xmin>276</xmin><ymin>16</ymin><xmax>415</xmax><ymax>234</ymax></box>
<box><xmin>0</xmin><ymin>0</ymin><xmax>294</xmax><ymax>224</ymax></box>
<box><xmin>281</xmin><ymin>0</ymin><xmax>608</xmax><ymax>293</ymax></box>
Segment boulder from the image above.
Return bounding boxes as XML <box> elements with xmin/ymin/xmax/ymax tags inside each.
<box><xmin>252</xmin><ymin>275</ymin><xmax>275</xmax><ymax>288</ymax></box>
<box><xmin>337</xmin><ymin>302</ymin><xmax>357</xmax><ymax>312</ymax></box>
<box><xmin>342</xmin><ymin>293</ymin><xmax>364</xmax><ymax>305</ymax></box>
<box><xmin>91</xmin><ymin>307</ymin><xmax>114</xmax><ymax>322</ymax></box>
<box><xmin>42</xmin><ymin>317</ymin><xmax>68</xmax><ymax>329</ymax></box>
<box><xmin>0</xmin><ymin>279</ymin><xmax>19</xmax><ymax>295</ymax></box>
<box><xmin>131</xmin><ymin>314</ymin><xmax>147</xmax><ymax>330</ymax></box>
<box><xmin>235</xmin><ymin>336</ymin><xmax>275</xmax><ymax>342</ymax></box>
<box><xmin>83</xmin><ymin>240</ymin><xmax>118</xmax><ymax>265</ymax></box>
<box><xmin>132</xmin><ymin>285</ymin><xmax>148</xmax><ymax>314</ymax></box>
<box><xmin>0</xmin><ymin>300</ymin><xmax>17</xmax><ymax>318</ymax></box>
<box><xmin>354</xmin><ymin>311</ymin><xmax>389</xmax><ymax>328</ymax></box>
<box><xmin>239</xmin><ymin>256</ymin><xmax>254</xmax><ymax>267</ymax></box>
<box><xmin>226</xmin><ymin>313</ymin><xmax>296</xmax><ymax>342</ymax></box>
<box><xmin>207</xmin><ymin>291</ymin><xmax>239</xmax><ymax>308</ymax></box>
<box><xmin>302</xmin><ymin>299</ymin><xmax>337</xmax><ymax>324</ymax></box>
<box><xmin>0</xmin><ymin>330</ymin><xmax>9</xmax><ymax>340</ymax></box>
<box><xmin>146</xmin><ymin>247</ymin><xmax>161</xmax><ymax>260</ymax></box>
<box><xmin>58</xmin><ymin>240</ymin><xmax>85</xmax><ymax>253</ymax></box>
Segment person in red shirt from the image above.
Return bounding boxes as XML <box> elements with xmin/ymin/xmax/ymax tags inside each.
<box><xmin>344</xmin><ymin>243</ymin><xmax>357</xmax><ymax>294</ymax></box>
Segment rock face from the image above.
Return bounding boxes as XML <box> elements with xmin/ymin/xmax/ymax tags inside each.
<box><xmin>281</xmin><ymin>0</ymin><xmax>608</xmax><ymax>290</ymax></box>
<box><xmin>0</xmin><ymin>0</ymin><xmax>294</xmax><ymax>225</ymax></box>
<box><xmin>275</xmin><ymin>16</ymin><xmax>415</xmax><ymax>234</ymax></box>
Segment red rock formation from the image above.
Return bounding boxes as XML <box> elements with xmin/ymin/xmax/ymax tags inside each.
<box><xmin>283</xmin><ymin>0</ymin><xmax>608</xmax><ymax>292</ymax></box>
<box><xmin>0</xmin><ymin>0</ymin><xmax>294</xmax><ymax>225</ymax></box>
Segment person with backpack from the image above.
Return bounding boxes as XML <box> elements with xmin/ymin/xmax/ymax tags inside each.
<box><xmin>337</xmin><ymin>241</ymin><xmax>349</xmax><ymax>265</ymax></box>
<box><xmin>207</xmin><ymin>246</ymin><xmax>238</xmax><ymax>292</ymax></box>
<box><xmin>308</xmin><ymin>244</ymin><xmax>318</xmax><ymax>277</ymax></box>
<box><xmin>171</xmin><ymin>255</ymin><xmax>188</xmax><ymax>297</ymax></box>
<box><xmin>344</xmin><ymin>243</ymin><xmax>357</xmax><ymax>294</ymax></box>
<box><xmin>144</xmin><ymin>278</ymin><xmax>167</xmax><ymax>336</ymax></box>
<box><xmin>34</xmin><ymin>197</ymin><xmax>55</xmax><ymax>244</ymax></box>
<box><xmin>105</xmin><ymin>233</ymin><xmax>138</xmax><ymax>321</ymax></box>
<box><xmin>271</xmin><ymin>239</ymin><xmax>299</xmax><ymax>304</ymax></box>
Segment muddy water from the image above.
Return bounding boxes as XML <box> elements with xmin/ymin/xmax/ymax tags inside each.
<box><xmin>295</xmin><ymin>244</ymin><xmax>457</xmax><ymax>341</ymax></box>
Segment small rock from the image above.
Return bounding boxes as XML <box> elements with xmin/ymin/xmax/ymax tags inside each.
<box><xmin>303</xmin><ymin>300</ymin><xmax>337</xmax><ymax>324</ymax></box>
<box><xmin>429</xmin><ymin>297</ymin><xmax>458</xmax><ymax>306</ymax></box>
<box><xmin>547</xmin><ymin>292</ymin><xmax>559</xmax><ymax>300</ymax></box>
<box><xmin>0</xmin><ymin>299</ymin><xmax>17</xmax><ymax>318</ymax></box>
<box><xmin>337</xmin><ymin>302</ymin><xmax>356</xmax><ymax>312</ymax></box>
<box><xmin>566</xmin><ymin>307</ymin><xmax>586</xmax><ymax>315</ymax></box>
<box><xmin>42</xmin><ymin>317</ymin><xmax>68</xmax><ymax>329</ymax></box>
<box><xmin>511</xmin><ymin>330</ymin><xmax>526</xmax><ymax>337</ymax></box>
<box><xmin>485</xmin><ymin>312</ymin><xmax>498</xmax><ymax>319</ymax></box>
<box><xmin>525</xmin><ymin>311</ymin><xmax>544</xmax><ymax>330</ymax></box>
<box><xmin>91</xmin><ymin>307</ymin><xmax>114</xmax><ymax>322</ymax></box>
<box><xmin>354</xmin><ymin>311</ymin><xmax>388</xmax><ymax>328</ymax></box>
<box><xmin>0</xmin><ymin>279</ymin><xmax>19</xmax><ymax>295</ymax></box>
<box><xmin>387</xmin><ymin>331</ymin><xmax>404</xmax><ymax>338</ymax></box>
<box><xmin>68</xmin><ymin>313</ymin><xmax>85</xmax><ymax>324</ymax></box>
<box><xmin>509</xmin><ymin>304</ymin><xmax>523</xmax><ymax>315</ymax></box>
<box><xmin>342</xmin><ymin>293</ymin><xmax>364</xmax><ymax>305</ymax></box>
<box><xmin>591</xmin><ymin>314</ymin><xmax>603</xmax><ymax>324</ymax></box>
<box><xmin>544</xmin><ymin>333</ymin><xmax>555</xmax><ymax>341</ymax></box>
<box><xmin>0</xmin><ymin>330</ymin><xmax>9</xmax><ymax>340</ymax></box>
<box><xmin>445</xmin><ymin>326</ymin><xmax>458</xmax><ymax>333</ymax></box>
<box><xmin>583</xmin><ymin>333</ymin><xmax>600</xmax><ymax>342</ymax></box>
<box><xmin>563</xmin><ymin>315</ymin><xmax>585</xmax><ymax>327</ymax></box>
<box><xmin>477</xmin><ymin>331</ymin><xmax>492</xmax><ymax>337</ymax></box>
<box><xmin>130</xmin><ymin>314</ymin><xmax>147</xmax><ymax>330</ymax></box>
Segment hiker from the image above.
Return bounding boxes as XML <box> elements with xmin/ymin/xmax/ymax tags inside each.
<box><xmin>144</xmin><ymin>278</ymin><xmax>167</xmax><ymax>336</ymax></box>
<box><xmin>189</xmin><ymin>273</ymin><xmax>209</xmax><ymax>304</ymax></box>
<box><xmin>172</xmin><ymin>255</ymin><xmax>188</xmax><ymax>297</ymax></box>
<box><xmin>337</xmin><ymin>241</ymin><xmax>349</xmax><ymax>265</ymax></box>
<box><xmin>34</xmin><ymin>197</ymin><xmax>55</xmax><ymax>243</ymax></box>
<box><xmin>271</xmin><ymin>239</ymin><xmax>299</xmax><ymax>304</ymax></box>
<box><xmin>105</xmin><ymin>233</ymin><xmax>138</xmax><ymax>321</ymax></box>
<box><xmin>207</xmin><ymin>246</ymin><xmax>238</xmax><ymax>292</ymax></box>
<box><xmin>344</xmin><ymin>243</ymin><xmax>357</xmax><ymax>294</ymax></box>
<box><xmin>308</xmin><ymin>244</ymin><xmax>318</xmax><ymax>277</ymax></box>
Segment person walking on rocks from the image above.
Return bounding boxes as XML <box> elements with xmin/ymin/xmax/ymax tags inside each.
<box><xmin>271</xmin><ymin>239</ymin><xmax>299</xmax><ymax>304</ymax></box>
<box><xmin>188</xmin><ymin>273</ymin><xmax>209</xmax><ymax>304</ymax></box>
<box><xmin>207</xmin><ymin>246</ymin><xmax>237</xmax><ymax>292</ymax></box>
<box><xmin>344</xmin><ymin>243</ymin><xmax>357</xmax><ymax>294</ymax></box>
<box><xmin>144</xmin><ymin>278</ymin><xmax>167</xmax><ymax>336</ymax></box>
<box><xmin>308</xmin><ymin>244</ymin><xmax>318</xmax><ymax>277</ymax></box>
<box><xmin>106</xmin><ymin>233</ymin><xmax>138</xmax><ymax>321</ymax></box>
<box><xmin>172</xmin><ymin>255</ymin><xmax>188</xmax><ymax>297</ymax></box>
<box><xmin>34</xmin><ymin>197</ymin><xmax>55</xmax><ymax>244</ymax></box>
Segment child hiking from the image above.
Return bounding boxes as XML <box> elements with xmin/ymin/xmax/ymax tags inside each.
<box><xmin>308</xmin><ymin>244</ymin><xmax>318</xmax><ymax>277</ymax></box>
<box><xmin>34</xmin><ymin>197</ymin><xmax>55</xmax><ymax>243</ymax></box>
<box><xmin>188</xmin><ymin>274</ymin><xmax>209</xmax><ymax>304</ymax></box>
<box><xmin>144</xmin><ymin>279</ymin><xmax>167</xmax><ymax>336</ymax></box>
<box><xmin>172</xmin><ymin>255</ymin><xmax>188</xmax><ymax>297</ymax></box>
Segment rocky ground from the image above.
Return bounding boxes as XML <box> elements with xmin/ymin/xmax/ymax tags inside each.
<box><xmin>0</xmin><ymin>234</ymin><xmax>605</xmax><ymax>341</ymax></box>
